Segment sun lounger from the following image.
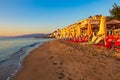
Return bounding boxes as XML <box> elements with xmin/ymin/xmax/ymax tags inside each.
<box><xmin>105</xmin><ymin>35</ymin><xmax>115</xmax><ymax>48</ymax></box>
<box><xmin>114</xmin><ymin>36</ymin><xmax>120</xmax><ymax>50</ymax></box>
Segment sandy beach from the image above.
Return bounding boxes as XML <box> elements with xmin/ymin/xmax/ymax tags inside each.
<box><xmin>14</xmin><ymin>40</ymin><xmax>120</xmax><ymax>80</ymax></box>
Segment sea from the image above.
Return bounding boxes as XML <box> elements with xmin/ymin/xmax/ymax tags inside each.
<box><xmin>0</xmin><ymin>38</ymin><xmax>53</xmax><ymax>80</ymax></box>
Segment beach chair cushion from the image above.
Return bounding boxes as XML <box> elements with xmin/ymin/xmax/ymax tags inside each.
<box><xmin>105</xmin><ymin>35</ymin><xmax>115</xmax><ymax>48</ymax></box>
<box><xmin>114</xmin><ymin>37</ymin><xmax>120</xmax><ymax>47</ymax></box>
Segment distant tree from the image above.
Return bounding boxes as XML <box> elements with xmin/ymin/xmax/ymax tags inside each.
<box><xmin>107</xmin><ymin>3</ymin><xmax>120</xmax><ymax>21</ymax></box>
<box><xmin>106</xmin><ymin>16</ymin><xmax>113</xmax><ymax>21</ymax></box>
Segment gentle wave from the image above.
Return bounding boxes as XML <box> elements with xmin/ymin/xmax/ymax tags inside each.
<box><xmin>0</xmin><ymin>38</ymin><xmax>53</xmax><ymax>80</ymax></box>
<box><xmin>0</xmin><ymin>42</ymin><xmax>40</xmax><ymax>63</ymax></box>
<box><xmin>0</xmin><ymin>41</ymin><xmax>42</xmax><ymax>80</ymax></box>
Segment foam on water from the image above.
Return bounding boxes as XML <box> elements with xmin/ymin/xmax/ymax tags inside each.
<box><xmin>0</xmin><ymin>38</ymin><xmax>53</xmax><ymax>80</ymax></box>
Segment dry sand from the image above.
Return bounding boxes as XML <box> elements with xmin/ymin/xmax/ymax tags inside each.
<box><xmin>14</xmin><ymin>40</ymin><xmax>120</xmax><ymax>80</ymax></box>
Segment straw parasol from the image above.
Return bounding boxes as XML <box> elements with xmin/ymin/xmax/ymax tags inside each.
<box><xmin>107</xmin><ymin>19</ymin><xmax>120</xmax><ymax>25</ymax></box>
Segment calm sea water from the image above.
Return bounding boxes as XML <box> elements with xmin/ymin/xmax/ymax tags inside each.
<box><xmin>0</xmin><ymin>38</ymin><xmax>53</xmax><ymax>80</ymax></box>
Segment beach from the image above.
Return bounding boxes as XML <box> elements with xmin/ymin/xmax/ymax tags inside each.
<box><xmin>14</xmin><ymin>40</ymin><xmax>120</xmax><ymax>80</ymax></box>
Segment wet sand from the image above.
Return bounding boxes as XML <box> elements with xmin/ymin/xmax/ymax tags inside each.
<box><xmin>14</xmin><ymin>40</ymin><xmax>120</xmax><ymax>80</ymax></box>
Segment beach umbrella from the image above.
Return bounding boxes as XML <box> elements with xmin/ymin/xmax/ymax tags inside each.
<box><xmin>87</xmin><ymin>19</ymin><xmax>92</xmax><ymax>36</ymax></box>
<box><xmin>71</xmin><ymin>26</ymin><xmax>75</xmax><ymax>37</ymax></box>
<box><xmin>107</xmin><ymin>19</ymin><xmax>120</xmax><ymax>25</ymax></box>
<box><xmin>107</xmin><ymin>19</ymin><xmax>120</xmax><ymax>29</ymax></box>
<box><xmin>97</xmin><ymin>15</ymin><xmax>106</xmax><ymax>36</ymax></box>
<box><xmin>67</xmin><ymin>27</ymin><xmax>71</xmax><ymax>38</ymax></box>
<box><xmin>68</xmin><ymin>26</ymin><xmax>72</xmax><ymax>38</ymax></box>
<box><xmin>60</xmin><ymin>29</ymin><xmax>63</xmax><ymax>38</ymax></box>
<box><xmin>61</xmin><ymin>29</ymin><xmax>65</xmax><ymax>38</ymax></box>
<box><xmin>77</xmin><ymin>23</ymin><xmax>81</xmax><ymax>37</ymax></box>
<box><xmin>65</xmin><ymin>27</ymin><xmax>68</xmax><ymax>38</ymax></box>
<box><xmin>74</xmin><ymin>24</ymin><xmax>78</xmax><ymax>37</ymax></box>
<box><xmin>64</xmin><ymin>28</ymin><xmax>66</xmax><ymax>38</ymax></box>
<box><xmin>65</xmin><ymin>28</ymin><xmax>69</xmax><ymax>38</ymax></box>
<box><xmin>63</xmin><ymin>28</ymin><xmax>66</xmax><ymax>38</ymax></box>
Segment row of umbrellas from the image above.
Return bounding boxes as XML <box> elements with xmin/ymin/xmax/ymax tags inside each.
<box><xmin>54</xmin><ymin>15</ymin><xmax>120</xmax><ymax>39</ymax></box>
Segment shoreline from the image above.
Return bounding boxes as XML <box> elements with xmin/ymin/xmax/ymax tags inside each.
<box><xmin>14</xmin><ymin>40</ymin><xmax>120</xmax><ymax>80</ymax></box>
<box><xmin>10</xmin><ymin>42</ymin><xmax>44</xmax><ymax>80</ymax></box>
<box><xmin>6</xmin><ymin>42</ymin><xmax>43</xmax><ymax>80</ymax></box>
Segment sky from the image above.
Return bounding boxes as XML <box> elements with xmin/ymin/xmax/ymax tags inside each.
<box><xmin>0</xmin><ymin>0</ymin><xmax>120</xmax><ymax>36</ymax></box>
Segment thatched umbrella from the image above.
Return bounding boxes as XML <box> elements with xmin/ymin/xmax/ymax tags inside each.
<box><xmin>107</xmin><ymin>19</ymin><xmax>120</xmax><ymax>29</ymax></box>
<box><xmin>107</xmin><ymin>19</ymin><xmax>120</xmax><ymax>25</ymax></box>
